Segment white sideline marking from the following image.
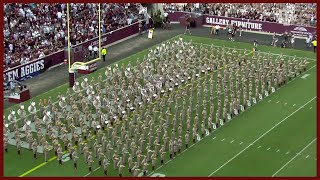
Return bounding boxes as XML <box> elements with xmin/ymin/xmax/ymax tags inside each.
<box><xmin>84</xmin><ymin>167</ymin><xmax>101</xmax><ymax>177</ymax></box>
<box><xmin>221</xmin><ymin>138</ymin><xmax>225</xmax><ymax>142</ymax></box>
<box><xmin>276</xmin><ymin>101</ymin><xmax>280</xmax><ymax>104</ymax></box>
<box><xmin>293</xmin><ymin>104</ymin><xmax>296</xmax><ymax>107</ymax></box>
<box><xmin>268</xmin><ymin>100</ymin><xmax>271</xmax><ymax>103</ymax></box>
<box><xmin>267</xmin><ymin>147</ymin><xmax>271</xmax><ymax>151</ymax></box>
<box><xmin>284</xmin><ymin>103</ymin><xmax>287</xmax><ymax>106</ymax></box>
<box><xmin>230</xmin><ymin>140</ymin><xmax>234</xmax><ymax>144</ymax></box>
<box><xmin>208</xmin><ymin>96</ymin><xmax>316</xmax><ymax>177</ymax></box>
<box><xmin>310</xmin><ymin>107</ymin><xmax>313</xmax><ymax>109</ymax></box>
<box><xmin>301</xmin><ymin>74</ymin><xmax>310</xmax><ymax>79</ymax></box>
<box><xmin>212</xmin><ymin>137</ymin><xmax>216</xmax><ymax>140</ymax></box>
<box><xmin>272</xmin><ymin>138</ymin><xmax>316</xmax><ymax>177</ymax></box>
<box><xmin>286</xmin><ymin>151</ymin><xmax>290</xmax><ymax>155</ymax></box>
<box><xmin>276</xmin><ymin>149</ymin><xmax>280</xmax><ymax>153</ymax></box>
<box><xmin>148</xmin><ymin>143</ymin><xmax>195</xmax><ymax>176</ymax></box>
<box><xmin>306</xmin><ymin>155</ymin><xmax>309</xmax><ymax>159</ymax></box>
<box><xmin>239</xmin><ymin>142</ymin><xmax>243</xmax><ymax>145</ymax></box>
<box><xmin>258</xmin><ymin>146</ymin><xmax>261</xmax><ymax>149</ymax></box>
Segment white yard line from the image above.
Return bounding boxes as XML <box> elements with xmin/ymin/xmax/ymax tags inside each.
<box><xmin>208</xmin><ymin>96</ymin><xmax>316</xmax><ymax>177</ymax></box>
<box><xmin>84</xmin><ymin>167</ymin><xmax>101</xmax><ymax>177</ymax></box>
<box><xmin>272</xmin><ymin>138</ymin><xmax>316</xmax><ymax>177</ymax></box>
<box><xmin>147</xmin><ymin>143</ymin><xmax>195</xmax><ymax>176</ymax></box>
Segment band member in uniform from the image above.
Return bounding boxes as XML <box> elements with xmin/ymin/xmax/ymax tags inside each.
<box><xmin>72</xmin><ymin>150</ymin><xmax>79</xmax><ymax>169</ymax></box>
<box><xmin>4</xmin><ymin>135</ymin><xmax>8</xmax><ymax>152</ymax></box>
<box><xmin>57</xmin><ymin>144</ymin><xmax>63</xmax><ymax>165</ymax></box>
<box><xmin>87</xmin><ymin>152</ymin><xmax>94</xmax><ymax>172</ymax></box>
<box><xmin>32</xmin><ymin>139</ymin><xmax>38</xmax><ymax>159</ymax></box>
<box><xmin>43</xmin><ymin>144</ymin><xmax>49</xmax><ymax>162</ymax></box>
<box><xmin>151</xmin><ymin>152</ymin><xmax>157</xmax><ymax>171</ymax></box>
<box><xmin>16</xmin><ymin>138</ymin><xmax>22</xmax><ymax>155</ymax></box>
<box><xmin>103</xmin><ymin>155</ymin><xmax>109</xmax><ymax>176</ymax></box>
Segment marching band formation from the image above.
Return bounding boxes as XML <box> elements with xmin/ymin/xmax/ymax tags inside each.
<box><xmin>4</xmin><ymin>38</ymin><xmax>308</xmax><ymax>176</ymax></box>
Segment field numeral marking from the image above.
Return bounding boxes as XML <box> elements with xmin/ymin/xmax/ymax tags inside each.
<box><xmin>301</xmin><ymin>74</ymin><xmax>310</xmax><ymax>79</ymax></box>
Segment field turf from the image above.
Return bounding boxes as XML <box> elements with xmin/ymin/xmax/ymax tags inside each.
<box><xmin>4</xmin><ymin>35</ymin><xmax>316</xmax><ymax>177</ymax></box>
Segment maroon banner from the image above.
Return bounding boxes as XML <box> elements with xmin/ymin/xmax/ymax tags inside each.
<box><xmin>168</xmin><ymin>11</ymin><xmax>190</xmax><ymax>22</ymax></box>
<box><xmin>203</xmin><ymin>14</ymin><xmax>316</xmax><ymax>37</ymax></box>
<box><xmin>4</xmin><ymin>50</ymin><xmax>65</xmax><ymax>82</ymax></box>
<box><xmin>167</xmin><ymin>12</ymin><xmax>316</xmax><ymax>37</ymax></box>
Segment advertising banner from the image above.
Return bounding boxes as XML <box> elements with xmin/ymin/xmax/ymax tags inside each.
<box><xmin>203</xmin><ymin>15</ymin><xmax>316</xmax><ymax>37</ymax></box>
<box><xmin>4</xmin><ymin>51</ymin><xmax>65</xmax><ymax>81</ymax></box>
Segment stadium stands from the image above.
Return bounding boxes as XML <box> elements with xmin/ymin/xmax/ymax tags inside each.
<box><xmin>163</xmin><ymin>3</ymin><xmax>317</xmax><ymax>26</ymax></box>
<box><xmin>3</xmin><ymin>3</ymin><xmax>144</xmax><ymax>69</ymax></box>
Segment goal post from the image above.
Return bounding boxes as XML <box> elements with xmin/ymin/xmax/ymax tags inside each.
<box><xmin>67</xmin><ymin>3</ymin><xmax>102</xmax><ymax>87</ymax></box>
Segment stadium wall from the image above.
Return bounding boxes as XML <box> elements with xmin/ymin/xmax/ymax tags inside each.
<box><xmin>168</xmin><ymin>12</ymin><xmax>316</xmax><ymax>39</ymax></box>
<box><xmin>4</xmin><ymin>21</ymin><xmax>145</xmax><ymax>82</ymax></box>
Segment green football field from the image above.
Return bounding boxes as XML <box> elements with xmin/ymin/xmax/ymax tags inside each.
<box><xmin>4</xmin><ymin>34</ymin><xmax>317</xmax><ymax>177</ymax></box>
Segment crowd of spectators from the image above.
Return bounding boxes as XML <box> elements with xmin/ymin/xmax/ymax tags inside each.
<box><xmin>69</xmin><ymin>3</ymin><xmax>144</xmax><ymax>45</ymax></box>
<box><xmin>4</xmin><ymin>3</ymin><xmax>144</xmax><ymax>70</ymax></box>
<box><xmin>163</xmin><ymin>3</ymin><xmax>317</xmax><ymax>26</ymax></box>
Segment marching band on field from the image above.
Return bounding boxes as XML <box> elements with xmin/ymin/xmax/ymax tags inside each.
<box><xmin>4</xmin><ymin>38</ymin><xmax>308</xmax><ymax>176</ymax></box>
